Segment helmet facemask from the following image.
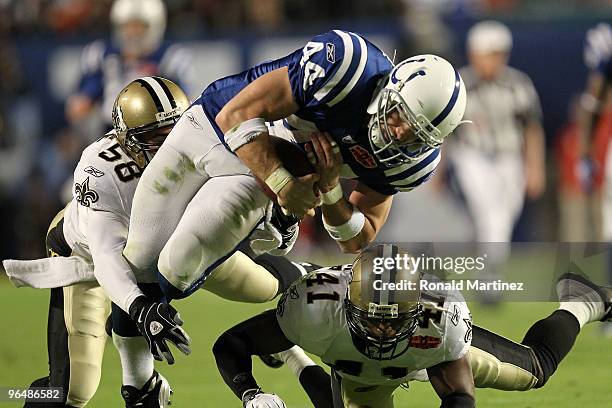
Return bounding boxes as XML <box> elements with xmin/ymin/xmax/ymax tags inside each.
<box><xmin>117</xmin><ymin>119</ymin><xmax>176</xmax><ymax>168</ymax></box>
<box><xmin>345</xmin><ymin>294</ymin><xmax>422</xmax><ymax>360</ymax></box>
<box><xmin>111</xmin><ymin>76</ymin><xmax>189</xmax><ymax>169</ymax></box>
<box><xmin>369</xmin><ymin>86</ymin><xmax>443</xmax><ymax>167</ymax></box>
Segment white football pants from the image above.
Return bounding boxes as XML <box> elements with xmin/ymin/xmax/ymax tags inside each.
<box><xmin>124</xmin><ymin>104</ymin><xmax>270</xmax><ymax>294</ymax></box>
<box><xmin>449</xmin><ymin>146</ymin><xmax>525</xmax><ymax>264</ymax></box>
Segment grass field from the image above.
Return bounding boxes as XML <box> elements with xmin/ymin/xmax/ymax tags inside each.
<box><xmin>1</xmin><ymin>260</ymin><xmax>611</xmax><ymax>407</ymax></box>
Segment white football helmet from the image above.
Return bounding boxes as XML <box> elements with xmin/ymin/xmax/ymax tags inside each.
<box><xmin>110</xmin><ymin>0</ymin><xmax>167</xmax><ymax>56</ymax></box>
<box><xmin>367</xmin><ymin>54</ymin><xmax>468</xmax><ymax>166</ymax></box>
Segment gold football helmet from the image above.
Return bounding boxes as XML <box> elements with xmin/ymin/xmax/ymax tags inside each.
<box><xmin>346</xmin><ymin>244</ymin><xmax>422</xmax><ymax>360</ymax></box>
<box><xmin>112</xmin><ymin>76</ymin><xmax>189</xmax><ymax>168</ymax></box>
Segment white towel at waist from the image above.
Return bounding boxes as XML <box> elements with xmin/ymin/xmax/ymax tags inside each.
<box><xmin>2</xmin><ymin>256</ymin><xmax>95</xmax><ymax>289</ymax></box>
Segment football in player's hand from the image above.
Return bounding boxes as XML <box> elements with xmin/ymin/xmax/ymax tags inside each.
<box><xmin>256</xmin><ymin>136</ymin><xmax>316</xmax><ymax>201</ymax></box>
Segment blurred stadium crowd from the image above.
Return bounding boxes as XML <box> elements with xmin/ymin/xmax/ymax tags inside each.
<box><xmin>0</xmin><ymin>0</ymin><xmax>611</xmax><ymax>262</ymax></box>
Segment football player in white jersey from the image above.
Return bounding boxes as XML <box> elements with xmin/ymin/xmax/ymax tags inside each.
<box><xmin>6</xmin><ymin>76</ymin><xmax>309</xmax><ymax>408</ymax></box>
<box><xmin>214</xmin><ymin>244</ymin><xmax>475</xmax><ymax>408</ymax></box>
<box><xmin>213</xmin><ymin>244</ymin><xmax>612</xmax><ymax>408</ymax></box>
<box><xmin>122</xmin><ymin>30</ymin><xmax>469</xmax><ymax>317</ymax></box>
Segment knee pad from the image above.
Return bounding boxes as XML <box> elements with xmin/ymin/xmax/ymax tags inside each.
<box><xmin>63</xmin><ymin>283</ymin><xmax>111</xmax><ymax>407</ymax></box>
<box><xmin>64</xmin><ymin>283</ymin><xmax>110</xmax><ymax>338</ymax></box>
<box><xmin>469</xmin><ymin>347</ymin><xmax>538</xmax><ymax>391</ymax></box>
<box><xmin>204</xmin><ymin>251</ymin><xmax>278</xmax><ymax>303</ymax></box>
<box><xmin>158</xmin><ymin>231</ymin><xmax>204</xmax><ymax>292</ymax></box>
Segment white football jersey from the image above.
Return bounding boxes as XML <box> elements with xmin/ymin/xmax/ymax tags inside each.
<box><xmin>276</xmin><ymin>266</ymin><xmax>471</xmax><ymax>386</ymax></box>
<box><xmin>63</xmin><ymin>134</ymin><xmax>143</xmax><ymax>261</ymax></box>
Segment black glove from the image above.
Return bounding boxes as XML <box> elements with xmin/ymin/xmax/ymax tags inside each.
<box><xmin>128</xmin><ymin>296</ymin><xmax>191</xmax><ymax>364</ymax></box>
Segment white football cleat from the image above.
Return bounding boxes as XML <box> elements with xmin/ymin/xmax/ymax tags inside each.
<box><xmin>556</xmin><ymin>272</ymin><xmax>611</xmax><ymax>323</ymax></box>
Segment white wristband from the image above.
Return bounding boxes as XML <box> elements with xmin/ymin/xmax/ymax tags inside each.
<box><xmin>323</xmin><ymin>207</ymin><xmax>365</xmax><ymax>241</ymax></box>
<box><xmin>224</xmin><ymin>117</ymin><xmax>268</xmax><ymax>151</ymax></box>
<box><xmin>321</xmin><ymin>183</ymin><xmax>343</xmax><ymax>205</ymax></box>
<box><xmin>265</xmin><ymin>167</ymin><xmax>294</xmax><ymax>194</ymax></box>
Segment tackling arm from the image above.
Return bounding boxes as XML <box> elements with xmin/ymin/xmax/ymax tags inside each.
<box><xmin>213</xmin><ymin>309</ymin><xmax>295</xmax><ymax>400</ymax></box>
<box><xmin>309</xmin><ymin>131</ymin><xmax>393</xmax><ymax>253</ymax></box>
<box><xmin>427</xmin><ymin>354</ymin><xmax>476</xmax><ymax>408</ymax></box>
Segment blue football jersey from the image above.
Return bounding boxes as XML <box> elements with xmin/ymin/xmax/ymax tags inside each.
<box><xmin>198</xmin><ymin>30</ymin><xmax>440</xmax><ymax>195</ymax></box>
<box><xmin>77</xmin><ymin>40</ymin><xmax>194</xmax><ymax>124</ymax></box>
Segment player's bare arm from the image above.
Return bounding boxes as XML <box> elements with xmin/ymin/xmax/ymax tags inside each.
<box><xmin>308</xmin><ymin>131</ymin><xmax>392</xmax><ymax>253</ymax></box>
<box><xmin>213</xmin><ymin>310</ymin><xmax>292</xmax><ymax>406</ymax></box>
<box><xmin>216</xmin><ymin>67</ymin><xmax>320</xmax><ymax>217</ymax></box>
<box><xmin>427</xmin><ymin>354</ymin><xmax>476</xmax><ymax>408</ymax></box>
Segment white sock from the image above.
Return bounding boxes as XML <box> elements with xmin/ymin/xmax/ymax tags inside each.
<box><xmin>275</xmin><ymin>346</ymin><xmax>317</xmax><ymax>378</ymax></box>
<box><xmin>112</xmin><ymin>333</ymin><xmax>154</xmax><ymax>388</ymax></box>
<box><xmin>558</xmin><ymin>301</ymin><xmax>603</xmax><ymax>328</ymax></box>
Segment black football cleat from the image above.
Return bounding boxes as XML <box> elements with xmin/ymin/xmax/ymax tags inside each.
<box><xmin>121</xmin><ymin>371</ymin><xmax>172</xmax><ymax>408</ymax></box>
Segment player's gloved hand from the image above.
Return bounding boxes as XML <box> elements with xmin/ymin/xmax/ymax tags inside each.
<box><xmin>242</xmin><ymin>388</ymin><xmax>286</xmax><ymax>408</ymax></box>
<box><xmin>268</xmin><ymin>202</ymin><xmax>299</xmax><ymax>256</ymax></box>
<box><xmin>250</xmin><ymin>202</ymin><xmax>299</xmax><ymax>256</ymax></box>
<box><xmin>276</xmin><ymin>173</ymin><xmax>320</xmax><ymax>217</ymax></box>
<box><xmin>128</xmin><ymin>296</ymin><xmax>191</xmax><ymax>365</ymax></box>
<box><xmin>307</xmin><ymin>132</ymin><xmax>343</xmax><ymax>193</ymax></box>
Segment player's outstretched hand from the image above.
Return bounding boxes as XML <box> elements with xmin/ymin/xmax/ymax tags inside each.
<box><xmin>276</xmin><ymin>173</ymin><xmax>320</xmax><ymax>217</ymax></box>
<box><xmin>242</xmin><ymin>389</ymin><xmax>286</xmax><ymax>408</ymax></box>
<box><xmin>129</xmin><ymin>296</ymin><xmax>191</xmax><ymax>365</ymax></box>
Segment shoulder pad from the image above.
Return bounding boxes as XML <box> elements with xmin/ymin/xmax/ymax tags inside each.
<box><xmin>72</xmin><ymin>137</ymin><xmax>140</xmax><ymax>212</ymax></box>
<box><xmin>276</xmin><ymin>268</ymin><xmax>350</xmax><ymax>355</ymax></box>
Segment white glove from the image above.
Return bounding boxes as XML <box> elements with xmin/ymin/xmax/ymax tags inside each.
<box><xmin>242</xmin><ymin>389</ymin><xmax>286</xmax><ymax>408</ymax></box>
<box><xmin>249</xmin><ymin>201</ymin><xmax>299</xmax><ymax>256</ymax></box>
<box><xmin>250</xmin><ymin>202</ymin><xmax>283</xmax><ymax>256</ymax></box>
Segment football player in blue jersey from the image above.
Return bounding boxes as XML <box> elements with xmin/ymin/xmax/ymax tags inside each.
<box><xmin>66</xmin><ymin>0</ymin><xmax>195</xmax><ymax>132</ymax></box>
<box><xmin>121</xmin><ymin>31</ymin><xmax>468</xmax><ymax>361</ymax></box>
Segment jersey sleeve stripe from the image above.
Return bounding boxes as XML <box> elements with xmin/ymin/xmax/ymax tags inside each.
<box><xmin>386</xmin><ymin>149</ymin><xmax>440</xmax><ymax>183</ymax></box>
<box><xmin>326</xmin><ymin>33</ymin><xmax>369</xmax><ymax>107</ymax></box>
<box><xmin>390</xmin><ymin>153</ymin><xmax>440</xmax><ymax>187</ymax></box>
<box><xmin>313</xmin><ymin>30</ymin><xmax>354</xmax><ymax>102</ymax></box>
<box><xmin>383</xmin><ymin>148</ymin><xmax>437</xmax><ymax>177</ymax></box>
<box><xmin>394</xmin><ymin>170</ymin><xmax>435</xmax><ymax>192</ymax></box>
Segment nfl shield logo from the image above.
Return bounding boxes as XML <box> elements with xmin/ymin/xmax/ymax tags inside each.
<box><xmin>349</xmin><ymin>145</ymin><xmax>377</xmax><ymax>169</ymax></box>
